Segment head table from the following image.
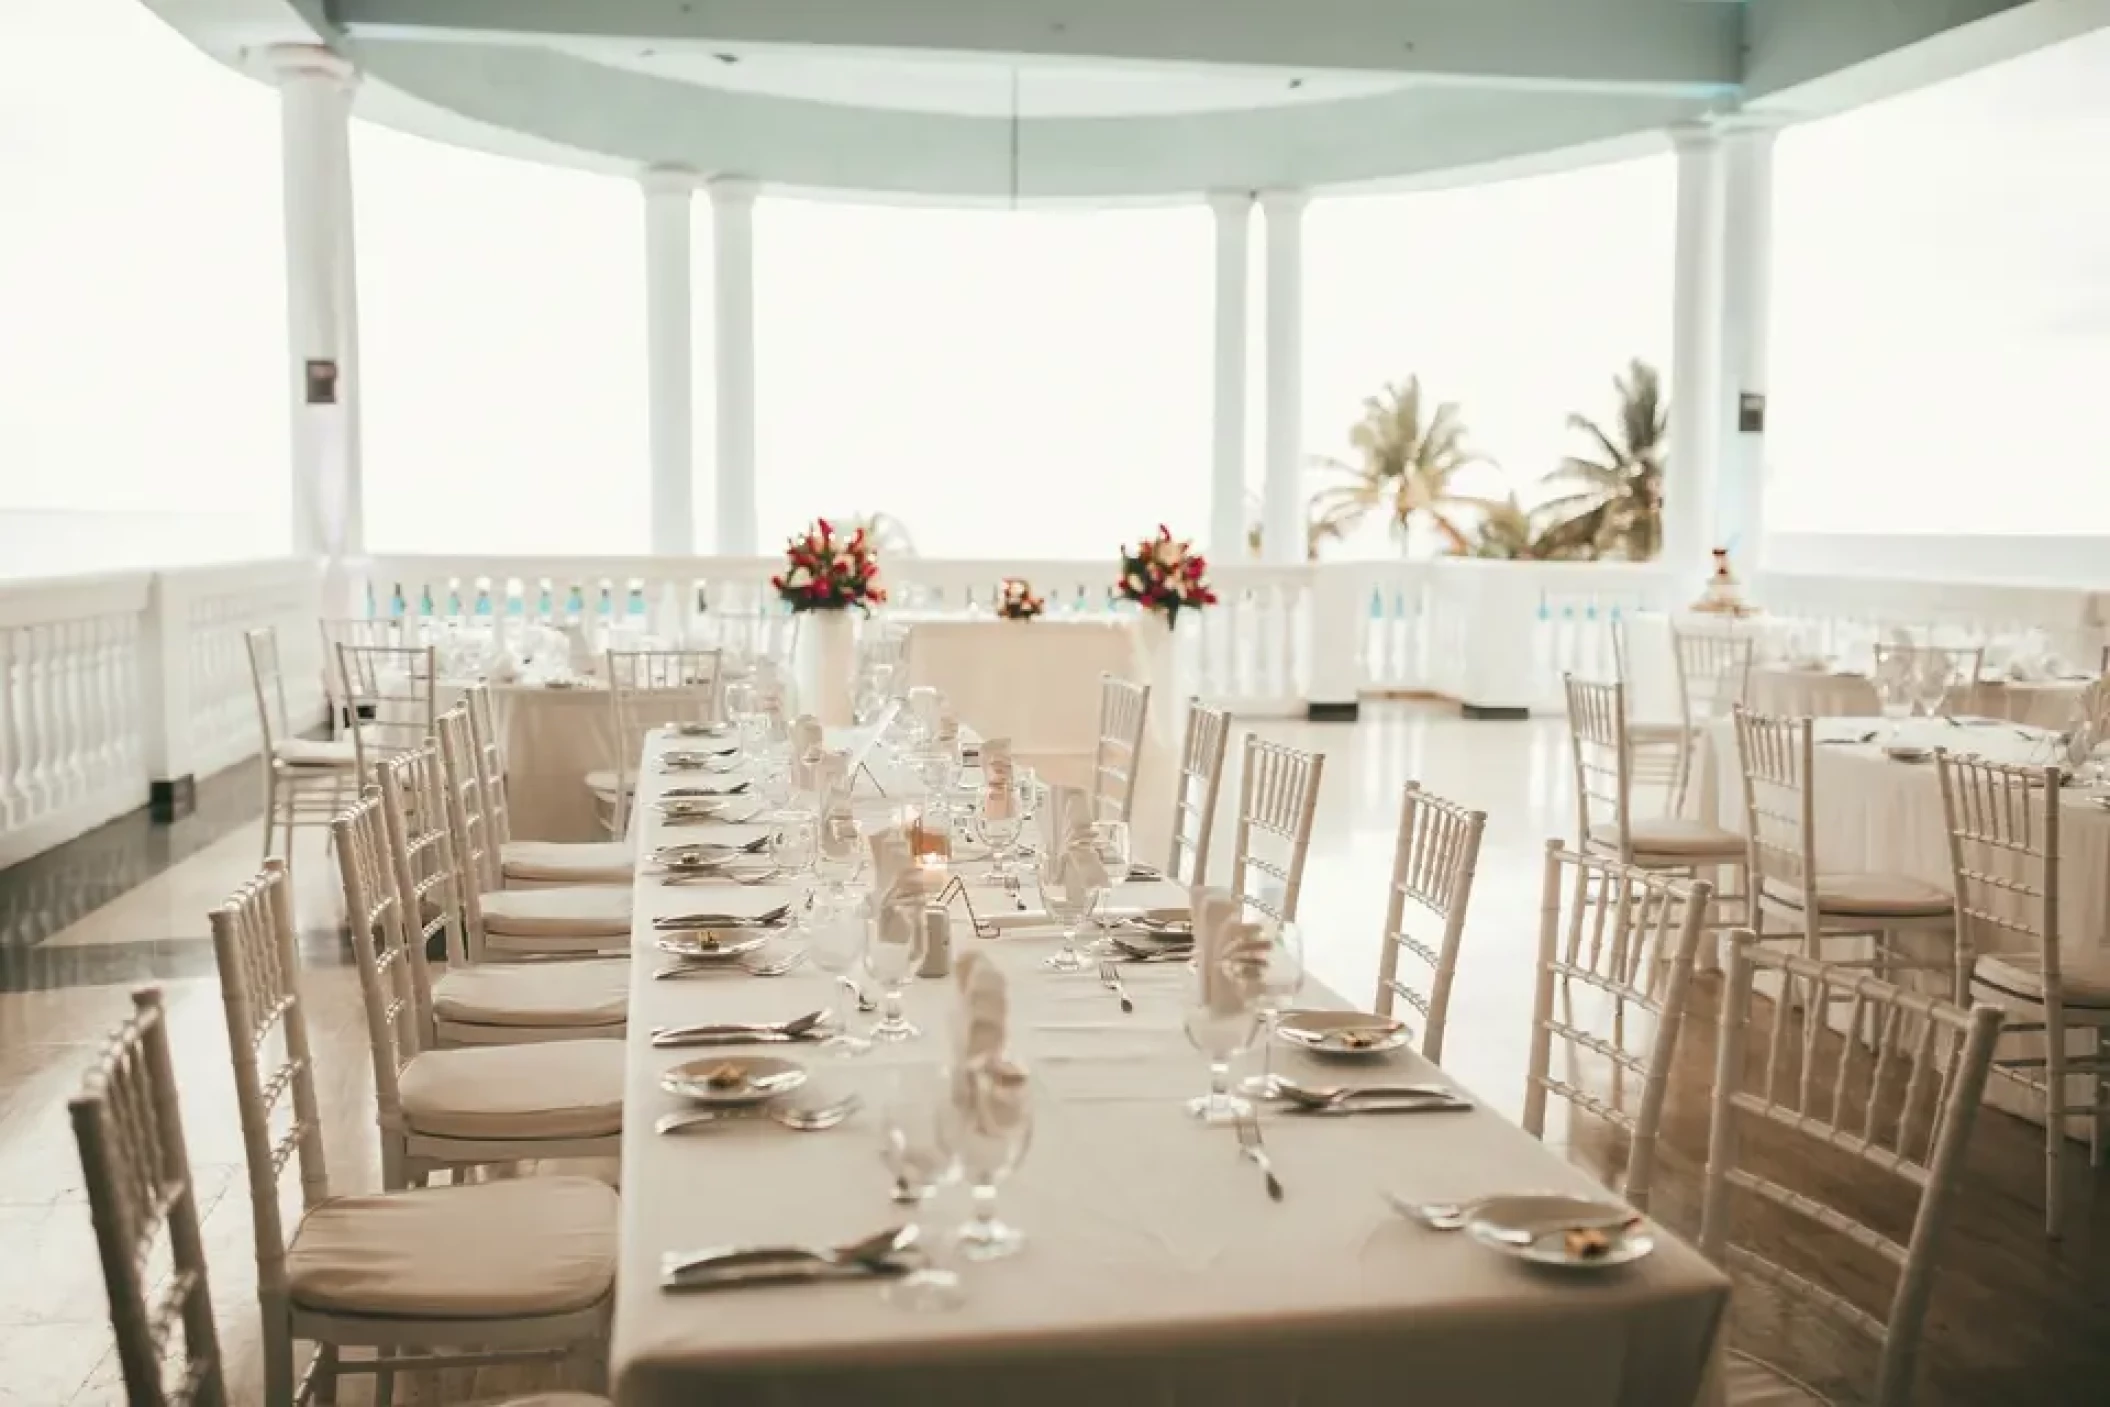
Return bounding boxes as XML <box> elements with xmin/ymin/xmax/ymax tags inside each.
<box><xmin>609</xmin><ymin>727</ymin><xmax>1727</xmax><ymax>1406</ymax></box>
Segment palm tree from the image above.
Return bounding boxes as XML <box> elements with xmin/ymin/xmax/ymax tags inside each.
<box><xmin>1538</xmin><ymin>359</ymin><xmax>1666</xmax><ymax>561</ymax></box>
<box><xmin>1467</xmin><ymin>494</ymin><xmax>1602</xmax><ymax>561</ymax></box>
<box><xmin>1306</xmin><ymin>377</ymin><xmax>1491</xmax><ymax>556</ymax></box>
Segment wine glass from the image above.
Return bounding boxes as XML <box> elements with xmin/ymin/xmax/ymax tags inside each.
<box><xmin>974</xmin><ymin>779</ymin><xmax>1026</xmax><ymax>880</ymax></box>
<box><xmin>815</xmin><ymin>804</ymin><xmax>863</xmax><ymax>899</ymax></box>
<box><xmin>864</xmin><ymin>893</ymin><xmax>930</xmax><ymax>1043</ymax></box>
<box><xmin>1184</xmin><ymin>941</ymin><xmax>1261</xmax><ymax>1125</ymax></box>
<box><xmin>942</xmin><ymin>1058</ymin><xmax>1034</xmax><ymax>1261</ymax></box>
<box><xmin>1080</xmin><ymin>820</ymin><xmax>1131</xmax><ymax>958</ymax></box>
<box><xmin>1036</xmin><ymin>839</ymin><xmax>1102</xmax><ymax>973</ymax></box>
<box><xmin>1235</xmin><ymin>918</ymin><xmax>1305</xmax><ymax>1098</ymax></box>
<box><xmin>877</xmin><ymin>1066</ymin><xmax>965</xmax><ymax>1310</ymax></box>
<box><xmin>806</xmin><ymin>895</ymin><xmax>873</xmax><ymax>1057</ymax></box>
<box><xmin>1911</xmin><ymin>653</ymin><xmax>1955</xmax><ymax>720</ymax></box>
<box><xmin>855</xmin><ymin>663</ymin><xmax>896</xmax><ymax>728</ymax></box>
<box><xmin>767</xmin><ymin>809</ymin><xmax>819</xmax><ymax>921</ymax></box>
<box><xmin>1874</xmin><ymin>668</ymin><xmax>1913</xmax><ymax>744</ymax></box>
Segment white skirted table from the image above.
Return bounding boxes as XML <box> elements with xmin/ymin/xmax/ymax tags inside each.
<box><xmin>437</xmin><ymin>681</ymin><xmax>615</xmax><ymax>841</ymax></box>
<box><xmin>609</xmin><ymin>729</ymin><xmax>1729</xmax><ymax>1407</ymax></box>
<box><xmin>1748</xmin><ymin>667</ymin><xmax>2087</xmax><ymax>730</ymax></box>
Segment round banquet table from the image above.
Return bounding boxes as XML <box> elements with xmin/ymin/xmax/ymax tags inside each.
<box><xmin>1748</xmin><ymin>666</ymin><xmax>2087</xmax><ymax>730</ymax></box>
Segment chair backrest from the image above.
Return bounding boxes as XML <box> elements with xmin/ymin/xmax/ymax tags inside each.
<box><xmin>205</xmin><ymin>861</ymin><xmax>332</xmax><ymax>1360</ymax></box>
<box><xmin>1373</xmin><ymin>782</ymin><xmax>1488</xmax><ymax>1063</ymax></box>
<box><xmin>334</xmin><ymin>642</ymin><xmax>437</xmax><ymax>780</ymax></box>
<box><xmin>1704</xmin><ymin>931</ymin><xmax>2003</xmax><ymax>1407</ymax></box>
<box><xmin>70</xmin><ymin>988</ymin><xmax>227</xmax><ymax>1407</ymax></box>
<box><xmin>377</xmin><ymin>744</ymin><xmax>468</xmax><ymax>1020</ymax></box>
<box><xmin>1091</xmin><ymin>674</ymin><xmax>1152</xmax><ymax>825</ymax></box>
<box><xmin>606</xmin><ymin>648</ymin><xmax>724</xmax><ymax>834</ymax></box>
<box><xmin>1671</xmin><ymin>625</ymin><xmax>1754</xmax><ymax>726</ymax></box>
<box><xmin>1731</xmin><ymin>707</ymin><xmax>1819</xmax><ymax>930</ymax></box>
<box><xmin>1525</xmin><ymin>840</ymin><xmax>1711</xmax><ymax>1212</ymax></box>
<box><xmin>243</xmin><ymin>626</ymin><xmax>293</xmax><ymax>754</ymax></box>
<box><xmin>1166</xmin><ymin>699</ymin><xmax>1231</xmax><ymax>886</ymax></box>
<box><xmin>461</xmin><ymin>683</ymin><xmax>513</xmax><ymax>849</ymax></box>
<box><xmin>1562</xmin><ymin>674</ymin><xmax>1634</xmax><ymax>858</ymax></box>
<box><xmin>329</xmin><ymin>791</ymin><xmax>424</xmax><ymax>1186</ymax></box>
<box><xmin>1227</xmin><ymin>735</ymin><xmax>1325</xmax><ymax>924</ymax></box>
<box><xmin>319</xmin><ymin>616</ymin><xmax>399</xmax><ymax>706</ymax></box>
<box><xmin>1936</xmin><ymin>750</ymin><xmax>2059</xmax><ymax>1008</ymax></box>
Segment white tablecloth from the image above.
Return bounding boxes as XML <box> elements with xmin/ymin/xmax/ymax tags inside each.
<box><xmin>1698</xmin><ymin>715</ymin><xmax>2108</xmax><ymax>1135</ymax></box>
<box><xmin>1749</xmin><ymin>667</ymin><xmax>2086</xmax><ymax>730</ymax></box>
<box><xmin>434</xmin><ymin>681</ymin><xmax>615</xmax><ymax>841</ymax></box>
<box><xmin>904</xmin><ymin>618</ymin><xmax>1175</xmax><ymax>863</ymax></box>
<box><xmin>610</xmin><ymin>731</ymin><xmax>1728</xmax><ymax>1407</ymax></box>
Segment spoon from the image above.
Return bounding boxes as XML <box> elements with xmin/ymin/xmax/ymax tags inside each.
<box><xmin>655</xmin><ymin>1093</ymin><xmax>864</xmax><ymax>1136</ymax></box>
<box><xmin>836</xmin><ymin>973</ymin><xmax>878</xmax><ymax>1014</ymax></box>
<box><xmin>653</xmin><ymin>950</ymin><xmax>808</xmax><ymax>980</ymax></box>
<box><xmin>1273</xmin><ymin>1079</ymin><xmax>1456</xmax><ymax>1108</ymax></box>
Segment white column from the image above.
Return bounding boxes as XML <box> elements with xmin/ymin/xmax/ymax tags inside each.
<box><xmin>643</xmin><ymin>167</ymin><xmax>697</xmax><ymax>556</ymax></box>
<box><xmin>1717</xmin><ymin>123</ymin><xmax>1778</xmax><ymax>577</ymax></box>
<box><xmin>710</xmin><ymin>177</ymin><xmax>759</xmax><ymax>557</ymax></box>
<box><xmin>1664</xmin><ymin>124</ymin><xmax>1725</xmax><ymax>593</ymax></box>
<box><xmin>1207</xmin><ymin>192</ymin><xmax>1252</xmax><ymax>559</ymax></box>
<box><xmin>269</xmin><ymin>45</ymin><xmax>362</xmax><ymax>612</ymax></box>
<box><xmin>1260</xmin><ymin>189</ymin><xmax>1307</xmax><ymax>566</ymax></box>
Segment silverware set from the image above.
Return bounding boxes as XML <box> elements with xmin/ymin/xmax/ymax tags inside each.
<box><xmin>653</xmin><ymin>902</ymin><xmax>791</xmax><ymax>930</ymax></box>
<box><xmin>653</xmin><ymin>948</ymin><xmax>806</xmax><ymax>980</ymax></box>
<box><xmin>1271</xmin><ymin>1079</ymin><xmax>1473</xmax><ymax>1116</ymax></box>
<box><xmin>1234</xmin><ymin>1113</ymin><xmax>1284</xmax><ymax>1202</ymax></box>
<box><xmin>655</xmin><ymin>1092</ymin><xmax>862</xmax><ymax>1137</ymax></box>
<box><xmin>661</xmin><ymin>1219</ymin><xmax>912</xmax><ymax>1289</ymax></box>
<box><xmin>1096</xmin><ymin>959</ymin><xmax>1134</xmax><ymax>1014</ymax></box>
<box><xmin>650</xmin><ymin>1009</ymin><xmax>833</xmax><ymax>1047</ymax></box>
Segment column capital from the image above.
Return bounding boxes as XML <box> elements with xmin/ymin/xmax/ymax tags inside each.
<box><xmin>263</xmin><ymin>43</ymin><xmax>356</xmax><ymax>89</ymax></box>
<box><xmin>1258</xmin><ymin>188</ymin><xmax>1309</xmax><ymax>218</ymax></box>
<box><xmin>1667</xmin><ymin>120</ymin><xmax>1721</xmax><ymax>155</ymax></box>
<box><xmin>1205</xmin><ymin>190</ymin><xmax>1253</xmax><ymax>219</ymax></box>
<box><xmin>641</xmin><ymin>164</ymin><xmax>698</xmax><ymax>197</ymax></box>
<box><xmin>708</xmin><ymin>176</ymin><xmax>761</xmax><ymax>208</ymax></box>
<box><xmin>1717</xmin><ymin>111</ymin><xmax>1790</xmax><ymax>147</ymax></box>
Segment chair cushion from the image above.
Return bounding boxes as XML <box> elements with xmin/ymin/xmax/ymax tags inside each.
<box><xmin>583</xmin><ymin>768</ymin><xmax>633</xmax><ymax>800</ymax></box>
<box><xmin>1771</xmin><ymin>872</ymin><xmax>1954</xmax><ymax>919</ymax></box>
<box><xmin>286</xmin><ymin>1176</ymin><xmax>616</xmax><ymax>1319</ymax></box>
<box><xmin>1590</xmin><ymin>817</ymin><xmax>1745</xmax><ymax>859</ymax></box>
<box><xmin>273</xmin><ymin>736</ymin><xmax>358</xmax><ymax>769</ymax></box>
<box><xmin>489</xmin><ymin>1398</ymin><xmax>613</xmax><ymax>1407</ymax></box>
<box><xmin>397</xmin><ymin>1040</ymin><xmax>625</xmax><ymax>1141</ymax></box>
<box><xmin>479</xmin><ymin>886</ymin><xmax>632</xmax><ymax>937</ymax></box>
<box><xmin>501</xmin><ymin>839</ymin><xmax>634</xmax><ymax>885</ymax></box>
<box><xmin>1722</xmin><ymin>1351</ymin><xmax>1830</xmax><ymax>1406</ymax></box>
<box><xmin>1975</xmin><ymin>950</ymin><xmax>2110</xmax><ymax>1008</ymax></box>
<box><xmin>434</xmin><ymin>959</ymin><xmax>630</xmax><ymax>1030</ymax></box>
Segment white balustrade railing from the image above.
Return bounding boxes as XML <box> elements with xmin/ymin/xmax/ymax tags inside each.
<box><xmin>0</xmin><ymin>559</ymin><xmax>323</xmax><ymax>869</ymax></box>
<box><xmin>1755</xmin><ymin>569</ymin><xmax>2110</xmax><ymax>671</ymax></box>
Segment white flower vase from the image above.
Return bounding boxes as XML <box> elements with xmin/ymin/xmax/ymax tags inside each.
<box><xmin>795</xmin><ymin>609</ymin><xmax>857</xmax><ymax>728</ymax></box>
<box><xmin>1140</xmin><ymin>610</ymin><xmax>1184</xmax><ymax>723</ymax></box>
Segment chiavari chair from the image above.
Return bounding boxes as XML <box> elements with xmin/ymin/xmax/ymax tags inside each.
<box><xmin>590</xmin><ymin>647</ymin><xmax>724</xmax><ymax>836</ymax></box>
<box><xmin>464</xmin><ymin>682</ymin><xmax>632</xmax><ymax>886</ymax></box>
<box><xmin>1525</xmin><ymin>841</ymin><xmax>1711</xmax><ymax>1214</ymax></box>
<box><xmin>1669</xmin><ymin>624</ymin><xmax>1756</xmax><ymax>813</ymax></box>
<box><xmin>1608</xmin><ymin>614</ymin><xmax>1685</xmax><ymax>796</ymax></box>
<box><xmin>1227</xmin><ymin>736</ymin><xmax>1325</xmax><ymax>924</ymax></box>
<box><xmin>334</xmin><ymin>641</ymin><xmax>438</xmax><ymax>782</ymax></box>
<box><xmin>1703</xmin><ymin>930</ymin><xmax>2003</xmax><ymax>1406</ymax></box>
<box><xmin>330</xmin><ymin>797</ymin><xmax>624</xmax><ymax>1189</ymax></box>
<box><xmin>1372</xmin><ymin>782</ymin><xmax>1486</xmax><ymax>1063</ymax></box>
<box><xmin>1873</xmin><ymin>640</ymin><xmax>1987</xmax><ymax>713</ymax></box>
<box><xmin>1937</xmin><ymin>751</ymin><xmax>2110</xmax><ymax>1236</ymax></box>
<box><xmin>1733</xmin><ymin>707</ymin><xmax>1962</xmax><ymax>998</ymax></box>
<box><xmin>319</xmin><ymin>615</ymin><xmax>401</xmax><ymax>728</ymax></box>
<box><xmin>244</xmin><ymin>626</ymin><xmax>355</xmax><ymax>865</ymax></box>
<box><xmin>1165</xmin><ymin>699</ymin><xmax>1231</xmax><ymax>887</ymax></box>
<box><xmin>69</xmin><ymin>987</ymin><xmax>226</xmax><ymax>1407</ymax></box>
<box><xmin>208</xmin><ymin>859</ymin><xmax>617</xmax><ymax>1405</ymax></box>
<box><xmin>1091</xmin><ymin>674</ymin><xmax>1152</xmax><ymax>825</ymax></box>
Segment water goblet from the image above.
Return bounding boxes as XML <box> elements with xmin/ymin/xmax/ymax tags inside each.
<box><xmin>815</xmin><ymin>804</ymin><xmax>863</xmax><ymax>898</ymax></box>
<box><xmin>1036</xmin><ymin>841</ymin><xmax>1099</xmax><ymax>973</ymax></box>
<box><xmin>767</xmin><ymin>809</ymin><xmax>819</xmax><ymax>921</ymax></box>
<box><xmin>864</xmin><ymin>893</ymin><xmax>930</xmax><ymax>1043</ymax></box>
<box><xmin>1080</xmin><ymin>820</ymin><xmax>1131</xmax><ymax>958</ymax></box>
<box><xmin>877</xmin><ymin>1066</ymin><xmax>966</xmax><ymax>1310</ymax></box>
<box><xmin>974</xmin><ymin>780</ymin><xmax>1026</xmax><ymax>879</ymax></box>
<box><xmin>942</xmin><ymin>1058</ymin><xmax>1034</xmax><ymax>1261</ymax></box>
<box><xmin>1235</xmin><ymin>918</ymin><xmax>1305</xmax><ymax>1098</ymax></box>
<box><xmin>1183</xmin><ymin>950</ymin><xmax>1260</xmax><ymax>1125</ymax></box>
<box><xmin>806</xmin><ymin>896</ymin><xmax>873</xmax><ymax>1057</ymax></box>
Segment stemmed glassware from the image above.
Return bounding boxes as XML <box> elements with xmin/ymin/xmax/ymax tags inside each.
<box><xmin>974</xmin><ymin>779</ymin><xmax>1027</xmax><ymax>879</ymax></box>
<box><xmin>1184</xmin><ymin>941</ymin><xmax>1261</xmax><ymax>1125</ymax></box>
<box><xmin>805</xmin><ymin>896</ymin><xmax>873</xmax><ymax>1057</ymax></box>
<box><xmin>815</xmin><ymin>803</ymin><xmax>863</xmax><ymax>899</ymax></box>
<box><xmin>1874</xmin><ymin>669</ymin><xmax>1913</xmax><ymax>743</ymax></box>
<box><xmin>864</xmin><ymin>893</ymin><xmax>930</xmax><ymax>1043</ymax></box>
<box><xmin>941</xmin><ymin>1059</ymin><xmax>1034</xmax><ymax>1261</ymax></box>
<box><xmin>1079</xmin><ymin>820</ymin><xmax>1131</xmax><ymax>958</ymax></box>
<box><xmin>854</xmin><ymin>663</ymin><xmax>897</xmax><ymax>728</ymax></box>
<box><xmin>1036</xmin><ymin>838</ymin><xmax>1106</xmax><ymax>974</ymax></box>
<box><xmin>877</xmin><ymin>1066</ymin><xmax>965</xmax><ymax>1310</ymax></box>
<box><xmin>1235</xmin><ymin>918</ymin><xmax>1305</xmax><ymax>1098</ymax></box>
<box><xmin>767</xmin><ymin>809</ymin><xmax>819</xmax><ymax>923</ymax></box>
<box><xmin>1911</xmin><ymin>654</ymin><xmax>1955</xmax><ymax>720</ymax></box>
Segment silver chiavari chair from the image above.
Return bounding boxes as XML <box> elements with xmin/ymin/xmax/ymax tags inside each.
<box><xmin>1734</xmin><ymin>707</ymin><xmax>1962</xmax><ymax>998</ymax></box>
<box><xmin>1937</xmin><ymin>751</ymin><xmax>2110</xmax><ymax>1237</ymax></box>
<box><xmin>1565</xmin><ymin>675</ymin><xmax>1747</xmax><ymax>929</ymax></box>
<box><xmin>464</xmin><ymin>682</ymin><xmax>631</xmax><ymax>886</ymax></box>
<box><xmin>1373</xmin><ymin>782</ymin><xmax>1486</xmax><ymax>1063</ymax></box>
<box><xmin>1669</xmin><ymin>624</ymin><xmax>1756</xmax><ymax>813</ymax></box>
<box><xmin>1091</xmin><ymin>674</ymin><xmax>1152</xmax><ymax>825</ymax></box>
<box><xmin>329</xmin><ymin>795</ymin><xmax>625</xmax><ymax>1189</ymax></box>
<box><xmin>244</xmin><ymin>626</ymin><xmax>356</xmax><ymax>865</ymax></box>
<box><xmin>1608</xmin><ymin>614</ymin><xmax>1685</xmax><ymax>796</ymax></box>
<box><xmin>1227</xmin><ymin>736</ymin><xmax>1325</xmax><ymax>924</ymax></box>
<box><xmin>319</xmin><ymin>615</ymin><xmax>402</xmax><ymax>727</ymax></box>
<box><xmin>592</xmin><ymin>647</ymin><xmax>725</xmax><ymax>836</ymax></box>
<box><xmin>1524</xmin><ymin>840</ymin><xmax>1711</xmax><ymax>1214</ymax></box>
<box><xmin>70</xmin><ymin>988</ymin><xmax>226</xmax><ymax>1407</ymax></box>
<box><xmin>1873</xmin><ymin>640</ymin><xmax>1987</xmax><ymax>713</ymax></box>
<box><xmin>208</xmin><ymin>859</ymin><xmax>618</xmax><ymax>1406</ymax></box>
<box><xmin>1704</xmin><ymin>931</ymin><xmax>2003</xmax><ymax>1407</ymax></box>
<box><xmin>1165</xmin><ymin>699</ymin><xmax>1231</xmax><ymax>887</ymax></box>
<box><xmin>334</xmin><ymin>641</ymin><xmax>438</xmax><ymax>782</ymax></box>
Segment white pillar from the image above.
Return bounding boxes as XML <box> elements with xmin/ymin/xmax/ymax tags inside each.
<box><xmin>710</xmin><ymin>177</ymin><xmax>759</xmax><ymax>557</ymax></box>
<box><xmin>269</xmin><ymin>45</ymin><xmax>362</xmax><ymax>612</ymax></box>
<box><xmin>643</xmin><ymin>167</ymin><xmax>697</xmax><ymax>556</ymax></box>
<box><xmin>1260</xmin><ymin>189</ymin><xmax>1307</xmax><ymax>566</ymax></box>
<box><xmin>1207</xmin><ymin>192</ymin><xmax>1252</xmax><ymax>559</ymax></box>
<box><xmin>1717</xmin><ymin>123</ymin><xmax>1778</xmax><ymax>577</ymax></box>
<box><xmin>1664</xmin><ymin>124</ymin><xmax>1725</xmax><ymax>594</ymax></box>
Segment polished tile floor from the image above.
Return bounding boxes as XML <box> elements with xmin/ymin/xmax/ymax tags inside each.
<box><xmin>1</xmin><ymin>704</ymin><xmax>2102</xmax><ymax>1404</ymax></box>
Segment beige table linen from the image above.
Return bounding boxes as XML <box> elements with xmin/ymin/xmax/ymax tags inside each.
<box><xmin>1748</xmin><ymin>667</ymin><xmax>2085</xmax><ymax>730</ymax></box>
<box><xmin>1698</xmin><ymin>715</ymin><xmax>2109</xmax><ymax>1134</ymax></box>
<box><xmin>612</xmin><ymin>732</ymin><xmax>1729</xmax><ymax>1407</ymax></box>
<box><xmin>422</xmin><ymin>682</ymin><xmax>615</xmax><ymax>841</ymax></box>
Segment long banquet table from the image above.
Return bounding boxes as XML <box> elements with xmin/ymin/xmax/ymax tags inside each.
<box><xmin>611</xmin><ymin>728</ymin><xmax>1728</xmax><ymax>1407</ymax></box>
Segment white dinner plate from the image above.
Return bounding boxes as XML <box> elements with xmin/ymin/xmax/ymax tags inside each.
<box><xmin>660</xmin><ymin>1055</ymin><xmax>807</xmax><ymax>1106</ymax></box>
<box><xmin>654</xmin><ymin>930</ymin><xmax>776</xmax><ymax>960</ymax></box>
<box><xmin>656</xmin><ymin>796</ymin><xmax>740</xmax><ymax>820</ymax></box>
<box><xmin>1275</xmin><ymin>1009</ymin><xmax>1409</xmax><ymax>1057</ymax></box>
<box><xmin>1463</xmin><ymin>1195</ymin><xmax>1653</xmax><ymax>1269</ymax></box>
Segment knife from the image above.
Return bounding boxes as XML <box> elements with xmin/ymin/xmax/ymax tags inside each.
<box><xmin>1286</xmin><ymin>1095</ymin><xmax>1475</xmax><ymax>1116</ymax></box>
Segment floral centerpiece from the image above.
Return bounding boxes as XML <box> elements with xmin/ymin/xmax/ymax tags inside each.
<box><xmin>772</xmin><ymin>518</ymin><xmax>886</xmax><ymax>613</ymax></box>
<box><xmin>996</xmin><ymin>577</ymin><xmax>1045</xmax><ymax>621</ymax></box>
<box><xmin>1116</xmin><ymin>525</ymin><xmax>1217</xmax><ymax>625</ymax></box>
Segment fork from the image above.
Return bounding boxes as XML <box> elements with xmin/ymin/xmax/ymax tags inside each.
<box><xmin>1096</xmin><ymin>959</ymin><xmax>1134</xmax><ymax>1014</ymax></box>
<box><xmin>1235</xmin><ymin>1113</ymin><xmax>1284</xmax><ymax>1202</ymax></box>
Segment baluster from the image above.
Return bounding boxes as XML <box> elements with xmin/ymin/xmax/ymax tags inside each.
<box><xmin>0</xmin><ymin>630</ymin><xmax>21</xmax><ymax>829</ymax></box>
<box><xmin>49</xmin><ymin>623</ymin><xmax>79</xmax><ymax>807</ymax></box>
<box><xmin>84</xmin><ymin>616</ymin><xmax>113</xmax><ymax>793</ymax></box>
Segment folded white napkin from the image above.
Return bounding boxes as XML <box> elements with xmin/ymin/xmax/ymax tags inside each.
<box><xmin>981</xmin><ymin>737</ymin><xmax>1016</xmax><ymax>819</ymax></box>
<box><xmin>953</xmin><ymin>950</ymin><xmax>1008</xmax><ymax>1065</ymax></box>
<box><xmin>950</xmin><ymin>951</ymin><xmax>1027</xmax><ymax>1138</ymax></box>
<box><xmin>1038</xmin><ymin>783</ymin><xmax>1108</xmax><ymax>900</ymax></box>
<box><xmin>869</xmin><ymin>824</ymin><xmax>913</xmax><ymax>902</ymax></box>
<box><xmin>815</xmin><ymin>746</ymin><xmax>851</xmax><ymax>803</ymax></box>
<box><xmin>1195</xmin><ymin>888</ymin><xmax>1264</xmax><ymax>1018</ymax></box>
<box><xmin>908</xmin><ymin>686</ymin><xmax>943</xmax><ymax>735</ymax></box>
<box><xmin>789</xmin><ymin>714</ymin><xmax>825</xmax><ymax>790</ymax></box>
<box><xmin>936</xmin><ymin>709</ymin><xmax>961</xmax><ymax>753</ymax></box>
